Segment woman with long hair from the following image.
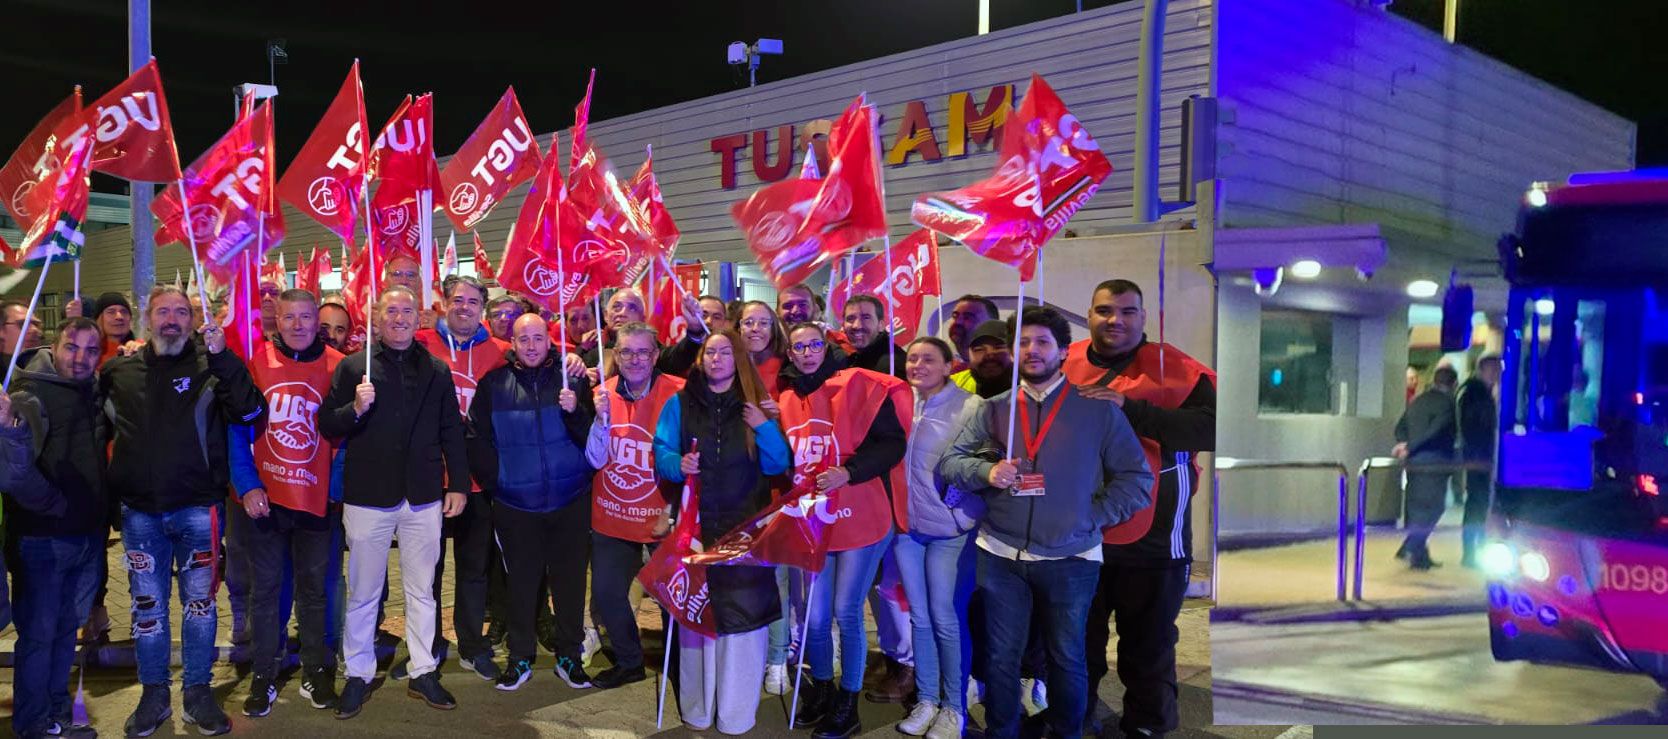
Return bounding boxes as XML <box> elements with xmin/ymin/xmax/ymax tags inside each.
<box><xmin>652</xmin><ymin>329</ymin><xmax>789</xmax><ymax>735</ymax></box>
<box><xmin>736</xmin><ymin>301</ymin><xmax>789</xmax><ymax>394</ymax></box>
<box><xmin>781</xmin><ymin>323</ymin><xmax>913</xmax><ymax>739</ymax></box>
<box><xmin>893</xmin><ymin>337</ymin><xmax>984</xmax><ymax>738</ymax></box>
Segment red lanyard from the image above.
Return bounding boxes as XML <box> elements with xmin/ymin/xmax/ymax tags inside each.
<box><xmin>1018</xmin><ymin>385</ymin><xmax>1069</xmax><ymax>461</ymax></box>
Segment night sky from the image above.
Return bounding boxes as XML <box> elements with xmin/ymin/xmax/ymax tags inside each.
<box><xmin>3</xmin><ymin>0</ymin><xmax>1664</xmax><ymax>199</ymax></box>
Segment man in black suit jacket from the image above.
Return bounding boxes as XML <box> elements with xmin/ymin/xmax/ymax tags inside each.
<box><xmin>320</xmin><ymin>285</ymin><xmax>469</xmax><ymax>718</ymax></box>
<box><xmin>1394</xmin><ymin>365</ymin><xmax>1459</xmax><ymax>570</ymax></box>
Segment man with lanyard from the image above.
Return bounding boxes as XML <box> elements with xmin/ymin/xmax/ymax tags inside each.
<box><xmin>411</xmin><ymin>274</ymin><xmax>509</xmax><ymax>682</ymax></box>
<box><xmin>938</xmin><ymin>306</ymin><xmax>1153</xmax><ymax>739</ymax></box>
<box><xmin>226</xmin><ymin>289</ymin><xmax>345</xmax><ymax>717</ymax></box>
<box><xmin>1064</xmin><ymin>279</ymin><xmax>1216</xmax><ymax>739</ymax></box>
<box><xmin>583</xmin><ymin>322</ymin><xmax>685</xmax><ymax>689</ymax></box>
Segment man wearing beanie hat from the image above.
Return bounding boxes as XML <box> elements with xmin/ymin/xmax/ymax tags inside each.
<box><xmin>92</xmin><ymin>292</ymin><xmax>136</xmax><ymax>365</ymax></box>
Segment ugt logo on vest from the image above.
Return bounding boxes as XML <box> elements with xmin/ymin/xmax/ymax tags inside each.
<box><xmin>787</xmin><ymin>418</ymin><xmax>841</xmax><ymax>490</ymax></box>
<box><xmin>603</xmin><ymin>425</ymin><xmax>657</xmax><ymax>503</ymax></box>
<box><xmin>265</xmin><ymin>382</ymin><xmax>324</xmax><ymax>465</ymax></box>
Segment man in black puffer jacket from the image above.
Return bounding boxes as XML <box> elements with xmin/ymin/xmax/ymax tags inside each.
<box><xmin>0</xmin><ymin>318</ymin><xmax>109</xmax><ymax>739</ymax></box>
<box><xmin>101</xmin><ymin>286</ymin><xmax>265</xmax><ymax>737</ymax></box>
<box><xmin>468</xmin><ymin>312</ymin><xmax>595</xmax><ymax>691</ymax></box>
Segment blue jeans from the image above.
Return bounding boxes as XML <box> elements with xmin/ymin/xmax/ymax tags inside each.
<box><xmin>977</xmin><ymin>548</ymin><xmax>1100</xmax><ymax>739</ymax></box>
<box><xmin>122</xmin><ymin>504</ymin><xmax>221</xmax><ymax>687</ymax></box>
<box><xmin>767</xmin><ymin>567</ymin><xmax>793</xmax><ymax>663</ymax></box>
<box><xmin>806</xmin><ymin>531</ymin><xmax>894</xmax><ymax>691</ymax></box>
<box><xmin>895</xmin><ymin>530</ymin><xmax>975</xmax><ymax>712</ymax></box>
<box><xmin>11</xmin><ymin>535</ymin><xmax>102</xmax><ymax>735</ymax></box>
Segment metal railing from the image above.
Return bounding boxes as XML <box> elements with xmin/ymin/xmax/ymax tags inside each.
<box><xmin>1352</xmin><ymin>457</ymin><xmax>1493</xmax><ymax>601</ymax></box>
<box><xmin>1214</xmin><ymin>458</ymin><xmax>1352</xmax><ymax>602</ymax></box>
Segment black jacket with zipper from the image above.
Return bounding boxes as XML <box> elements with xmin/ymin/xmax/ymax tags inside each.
<box><xmin>466</xmin><ymin>351</ymin><xmax>595</xmax><ymax>513</ymax></box>
<box><xmin>100</xmin><ymin>339</ymin><xmax>265</xmax><ymax>514</ymax></box>
<box><xmin>321</xmin><ymin>341</ymin><xmax>470</xmax><ymax>508</ymax></box>
<box><xmin>0</xmin><ymin>348</ymin><xmax>110</xmax><ymax>539</ymax></box>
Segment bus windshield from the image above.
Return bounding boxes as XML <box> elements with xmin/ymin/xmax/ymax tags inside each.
<box><xmin>1498</xmin><ymin>285</ymin><xmax>1668</xmax><ymax>542</ymax></box>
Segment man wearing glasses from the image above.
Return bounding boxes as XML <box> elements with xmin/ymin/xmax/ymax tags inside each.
<box><xmin>583</xmin><ymin>323</ymin><xmax>684</xmax><ymax>689</ymax></box>
<box><xmin>411</xmin><ymin>275</ymin><xmax>510</xmax><ymax>682</ymax></box>
<box><xmin>485</xmin><ymin>296</ymin><xmax>525</xmax><ymax>342</ymax></box>
<box><xmin>0</xmin><ymin>301</ymin><xmax>44</xmax><ymax>366</ymax></box>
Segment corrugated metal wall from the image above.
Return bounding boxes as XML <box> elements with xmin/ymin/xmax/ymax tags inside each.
<box><xmin>1215</xmin><ymin>0</ymin><xmax>1635</xmax><ymax>259</ymax></box>
<box><xmin>37</xmin><ymin>0</ymin><xmax>1215</xmax><ymax>300</ymax></box>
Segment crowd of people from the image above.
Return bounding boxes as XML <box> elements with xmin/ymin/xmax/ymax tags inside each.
<box><xmin>0</xmin><ymin>258</ymin><xmax>1216</xmax><ymax>739</ymax></box>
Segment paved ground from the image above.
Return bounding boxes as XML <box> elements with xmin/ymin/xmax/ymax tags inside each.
<box><xmin>1212</xmin><ymin>614</ymin><xmax>1668</xmax><ymax>725</ymax></box>
<box><xmin>1215</xmin><ymin>514</ymin><xmax>1485</xmax><ymax>610</ymax></box>
<box><xmin>0</xmin><ymin>538</ymin><xmax>1293</xmax><ymax>738</ymax></box>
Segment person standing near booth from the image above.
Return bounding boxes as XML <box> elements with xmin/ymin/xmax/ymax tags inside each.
<box><xmin>1064</xmin><ymin>279</ymin><xmax>1216</xmax><ymax>739</ymax></box>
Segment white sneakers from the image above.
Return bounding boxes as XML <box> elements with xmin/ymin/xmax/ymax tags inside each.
<box><xmin>1021</xmin><ymin>677</ymin><xmax>1049</xmax><ymax>715</ymax></box>
<box><xmin>898</xmin><ymin>701</ymin><xmax>939</xmax><ymax>735</ymax></box>
<box><xmin>763</xmin><ymin>663</ymin><xmax>789</xmax><ymax>695</ymax></box>
<box><xmin>581</xmin><ymin>626</ymin><xmax>602</xmax><ymax>667</ymax></box>
<box><xmin>925</xmin><ymin>709</ymin><xmax>964</xmax><ymax>739</ymax></box>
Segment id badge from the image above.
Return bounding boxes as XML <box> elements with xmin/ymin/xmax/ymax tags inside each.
<box><xmin>1012</xmin><ymin>473</ymin><xmax>1046</xmax><ymax>497</ymax></box>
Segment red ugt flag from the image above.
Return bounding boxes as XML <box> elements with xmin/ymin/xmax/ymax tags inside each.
<box><xmin>16</xmin><ymin>137</ymin><xmax>94</xmax><ymax>268</ymax></box>
<box><xmin>221</xmin><ymin>252</ymin><xmax>266</xmax><ymax>361</ymax></box>
<box><xmin>51</xmin><ymin>60</ymin><xmax>181</xmax><ymax>183</ymax></box>
<box><xmin>637</xmin><ymin>476</ymin><xmax>716</xmax><ymax>638</ymax></box>
<box><xmin>500</xmin><ymin>137</ymin><xmax>609</xmax><ymax>311</ymax></box>
<box><xmin>368</xmin><ymin>94</ymin><xmax>438</xmax><ymax>262</ymax></box>
<box><xmin>911</xmin><ymin>74</ymin><xmax>1111</xmax><ymax>281</ymax></box>
<box><xmin>277</xmin><ymin>62</ymin><xmax>368</xmax><ymax>242</ymax></box>
<box><xmin>732</xmin><ymin>96</ymin><xmax>887</xmax><ymax>290</ymax></box>
<box><xmin>1</xmin><ymin>91</ymin><xmax>82</xmax><ymax>227</ymax></box>
<box><xmin>831</xmin><ymin>229</ymin><xmax>941</xmax><ymax>343</ymax></box>
<box><xmin>439</xmin><ymin>86</ymin><xmax>540</xmax><ymax>232</ymax></box>
<box><xmin>297</xmin><ymin>245</ymin><xmax>322</xmax><ymax>296</ymax></box>
<box><xmin>651</xmin><ymin>261</ymin><xmax>704</xmax><ymax>345</ymax></box>
<box><xmin>472</xmin><ymin>232</ymin><xmax>496</xmax><ymax>282</ymax></box>
<box><xmin>684</xmin><ymin>466</ymin><xmax>835</xmax><ymax>573</ymax></box>
<box><xmin>152</xmin><ymin>102</ymin><xmax>284</xmax><ymax>280</ymax></box>
<box><xmin>627</xmin><ymin>147</ymin><xmax>680</xmax><ymax>256</ymax></box>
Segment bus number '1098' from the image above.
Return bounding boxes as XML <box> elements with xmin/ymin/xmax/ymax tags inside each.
<box><xmin>1599</xmin><ymin>562</ymin><xmax>1668</xmax><ymax>594</ymax></box>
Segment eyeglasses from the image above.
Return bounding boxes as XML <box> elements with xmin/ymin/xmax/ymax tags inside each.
<box><xmin>617</xmin><ymin>348</ymin><xmax>655</xmax><ymax>361</ymax></box>
<box><xmin>489</xmin><ymin>309</ymin><xmax>522</xmax><ymax>320</ymax></box>
<box><xmin>790</xmin><ymin>339</ymin><xmax>826</xmax><ymax>355</ymax></box>
<box><xmin>702</xmin><ymin>348</ymin><xmax>734</xmax><ymax>359</ymax></box>
<box><xmin>740</xmin><ymin>318</ymin><xmax>772</xmax><ymax>330</ymax></box>
<box><xmin>387</xmin><ymin>270</ymin><xmax>420</xmax><ymax>279</ymax></box>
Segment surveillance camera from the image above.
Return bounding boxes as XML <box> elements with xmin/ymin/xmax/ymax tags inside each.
<box><xmin>728</xmin><ymin>42</ymin><xmax>748</xmax><ymax>65</ymax></box>
<box><xmin>755</xmin><ymin>38</ymin><xmax>783</xmax><ymax>55</ymax></box>
<box><xmin>1252</xmin><ymin>266</ymin><xmax>1283</xmax><ymax>297</ymax></box>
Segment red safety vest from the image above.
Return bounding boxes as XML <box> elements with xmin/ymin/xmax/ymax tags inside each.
<box><xmin>248</xmin><ymin>341</ymin><xmax>344</xmax><ymax>517</ymax></box>
<box><xmin>1063</xmin><ymin>339</ymin><xmax>1214</xmax><ymax>544</ymax></box>
<box><xmin>416</xmin><ymin>327</ymin><xmax>509</xmax><ymax>416</ymax></box>
<box><xmin>592</xmin><ymin>373</ymin><xmax>685</xmax><ymax>542</ymax></box>
<box><xmin>779</xmin><ymin>368</ymin><xmax>913</xmax><ymax>551</ymax></box>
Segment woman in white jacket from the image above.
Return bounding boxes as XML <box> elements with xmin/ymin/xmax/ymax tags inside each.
<box><xmin>894</xmin><ymin>337</ymin><xmax>985</xmax><ymax>738</ymax></box>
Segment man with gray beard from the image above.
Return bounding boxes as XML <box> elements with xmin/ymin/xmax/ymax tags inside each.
<box><xmin>99</xmin><ymin>286</ymin><xmax>266</xmax><ymax>736</ymax></box>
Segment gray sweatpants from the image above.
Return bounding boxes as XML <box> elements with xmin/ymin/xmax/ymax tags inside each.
<box><xmin>679</xmin><ymin>624</ymin><xmax>769</xmax><ymax>734</ymax></box>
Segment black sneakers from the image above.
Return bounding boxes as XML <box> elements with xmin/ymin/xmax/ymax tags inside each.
<box><xmin>554</xmin><ymin>655</ymin><xmax>593</xmax><ymax>689</ymax></box>
<box><xmin>123</xmin><ymin>684</ymin><xmax>172</xmax><ymax>737</ymax></box>
<box><xmin>335</xmin><ymin>677</ymin><xmax>370</xmax><ymax>720</ymax></box>
<box><xmin>590</xmin><ymin>664</ymin><xmax>648</xmax><ymax>690</ymax></box>
<box><xmin>242</xmin><ymin>676</ymin><xmax>277</xmax><ymax>717</ymax></box>
<box><xmin>495</xmin><ymin>658</ymin><xmax>534</xmax><ymax>691</ymax></box>
<box><xmin>461</xmin><ymin>651</ymin><xmax>502</xmax><ymax>681</ymax></box>
<box><xmin>182</xmin><ymin>684</ymin><xmax>232</xmax><ymax>736</ymax></box>
<box><xmin>407</xmin><ymin>672</ymin><xmax>457</xmax><ymax>710</ymax></box>
<box><xmin>299</xmin><ymin>666</ymin><xmax>339</xmax><ymax>709</ymax></box>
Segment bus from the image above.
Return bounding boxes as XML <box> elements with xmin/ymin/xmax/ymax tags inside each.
<box><xmin>1477</xmin><ymin>172</ymin><xmax>1668</xmax><ymax>689</ymax></box>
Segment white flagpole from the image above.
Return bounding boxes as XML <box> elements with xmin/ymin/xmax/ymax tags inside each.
<box><xmin>594</xmin><ymin>293</ymin><xmax>607</xmax><ymax>377</ymax></box>
<box><xmin>242</xmin><ymin>251</ymin><xmax>254</xmax><ymax>357</ymax></box>
<box><xmin>361</xmin><ymin>172</ymin><xmax>377</xmax><ymax>382</ymax></box>
<box><xmin>788</xmin><ymin>571</ymin><xmax>819</xmax><ymax>724</ymax></box>
<box><xmin>882</xmin><ymin>234</ymin><xmax>896</xmax><ymax>376</ymax></box>
<box><xmin>660</xmin><ymin>255</ymin><xmax>709</xmax><ymax>336</ymax></box>
<box><xmin>73</xmin><ymin>260</ymin><xmax>80</xmax><ymax>301</ymax></box>
<box><xmin>1158</xmin><ymin>231</ymin><xmax>1167</xmax><ymax>379</ymax></box>
<box><xmin>1006</xmin><ymin>273</ymin><xmax>1025</xmax><ymax>460</ymax></box>
<box><xmin>657</xmin><ymin>619</ymin><xmax>676</xmax><ymax>729</ymax></box>
<box><xmin>557</xmin><ymin>236</ymin><xmax>570</xmax><ymax>392</ymax></box>
<box><xmin>419</xmin><ymin>188</ymin><xmax>436</xmax><ymax>310</ymax></box>
<box><xmin>176</xmin><ymin>180</ymin><xmax>213</xmax><ymax>317</ymax></box>
<box><xmin>4</xmin><ymin>253</ymin><xmax>53</xmax><ymax>391</ymax></box>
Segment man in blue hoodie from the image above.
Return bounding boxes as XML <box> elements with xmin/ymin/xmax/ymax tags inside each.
<box><xmin>938</xmin><ymin>306</ymin><xmax>1153</xmax><ymax>739</ymax></box>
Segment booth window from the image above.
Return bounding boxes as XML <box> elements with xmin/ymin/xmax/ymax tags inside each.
<box><xmin>1259</xmin><ymin>309</ymin><xmax>1362</xmax><ymax>415</ymax></box>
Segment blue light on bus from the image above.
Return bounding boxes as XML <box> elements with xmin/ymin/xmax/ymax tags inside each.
<box><xmin>1511</xmin><ymin>593</ymin><xmax>1535</xmax><ymax>618</ymax></box>
<box><xmin>1271</xmin><ymin>369</ymin><xmax>1283</xmax><ymax>387</ymax></box>
<box><xmin>1502</xmin><ymin>621</ymin><xmax>1520</xmax><ymax>639</ymax></box>
<box><xmin>1537</xmin><ymin>606</ymin><xmax>1560</xmax><ymax>628</ymax></box>
<box><xmin>1488</xmin><ymin>583</ymin><xmax>1510</xmax><ymax>608</ymax></box>
<box><xmin>1557</xmin><ymin>575</ymin><xmax>1578</xmax><ymax>596</ymax></box>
